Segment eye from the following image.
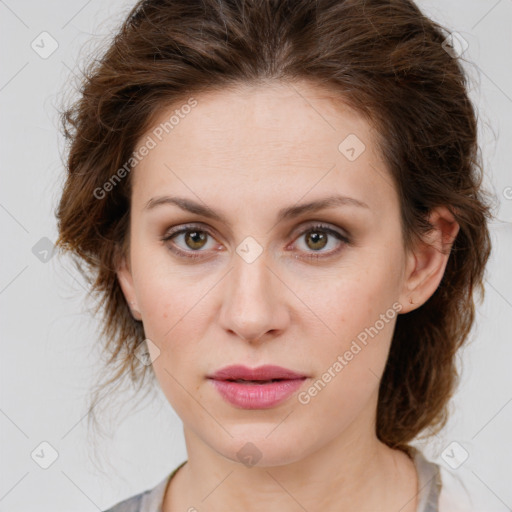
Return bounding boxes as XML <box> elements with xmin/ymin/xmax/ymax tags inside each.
<box><xmin>290</xmin><ymin>223</ymin><xmax>350</xmax><ymax>260</ymax></box>
<box><xmin>161</xmin><ymin>224</ymin><xmax>219</xmax><ymax>260</ymax></box>
<box><xmin>161</xmin><ymin>222</ymin><xmax>351</xmax><ymax>261</ymax></box>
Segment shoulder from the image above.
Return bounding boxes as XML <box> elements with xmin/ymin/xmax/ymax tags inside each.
<box><xmin>102</xmin><ymin>491</ymin><xmax>146</xmax><ymax>512</ymax></box>
<box><xmin>410</xmin><ymin>447</ymin><xmax>509</xmax><ymax>512</ymax></box>
<box><xmin>102</xmin><ymin>462</ymin><xmax>186</xmax><ymax>512</ymax></box>
<box><xmin>410</xmin><ymin>446</ymin><xmax>443</xmax><ymax>512</ymax></box>
<box><xmin>437</xmin><ymin>464</ymin><xmax>510</xmax><ymax>512</ymax></box>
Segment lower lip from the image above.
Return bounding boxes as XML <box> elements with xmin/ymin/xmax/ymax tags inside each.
<box><xmin>209</xmin><ymin>378</ymin><xmax>307</xmax><ymax>409</ymax></box>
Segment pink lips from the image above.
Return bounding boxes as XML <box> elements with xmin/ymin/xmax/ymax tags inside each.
<box><xmin>207</xmin><ymin>365</ymin><xmax>308</xmax><ymax>409</ymax></box>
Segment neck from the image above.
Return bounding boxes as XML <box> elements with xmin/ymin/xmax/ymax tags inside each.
<box><xmin>163</xmin><ymin>408</ymin><xmax>418</xmax><ymax>512</ymax></box>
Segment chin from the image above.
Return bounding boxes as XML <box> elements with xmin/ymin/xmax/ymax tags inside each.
<box><xmin>211</xmin><ymin>428</ymin><xmax>311</xmax><ymax>468</ymax></box>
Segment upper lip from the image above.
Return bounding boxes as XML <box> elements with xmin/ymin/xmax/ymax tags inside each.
<box><xmin>207</xmin><ymin>364</ymin><xmax>307</xmax><ymax>381</ymax></box>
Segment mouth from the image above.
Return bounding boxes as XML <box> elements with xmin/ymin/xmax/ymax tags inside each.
<box><xmin>207</xmin><ymin>364</ymin><xmax>308</xmax><ymax>382</ymax></box>
<box><xmin>206</xmin><ymin>365</ymin><xmax>308</xmax><ymax>409</ymax></box>
<box><xmin>223</xmin><ymin>378</ymin><xmax>298</xmax><ymax>383</ymax></box>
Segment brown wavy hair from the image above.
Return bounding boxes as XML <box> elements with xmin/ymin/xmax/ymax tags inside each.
<box><xmin>55</xmin><ymin>0</ymin><xmax>495</xmax><ymax>458</ymax></box>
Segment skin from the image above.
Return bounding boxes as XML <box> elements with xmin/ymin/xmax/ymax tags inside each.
<box><xmin>116</xmin><ymin>80</ymin><xmax>459</xmax><ymax>511</ymax></box>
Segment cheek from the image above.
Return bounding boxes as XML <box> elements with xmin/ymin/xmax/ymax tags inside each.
<box><xmin>294</xmin><ymin>277</ymin><xmax>398</xmax><ymax>436</ymax></box>
<box><xmin>292</xmin><ymin>255</ymin><xmax>402</xmax><ymax>394</ymax></box>
<box><xmin>131</xmin><ymin>242</ymin><xmax>197</xmax><ymax>327</ymax></box>
<box><xmin>132</xmin><ymin>258</ymin><xmax>217</xmax><ymax>370</ymax></box>
<box><xmin>137</xmin><ymin>276</ymin><xmax>210</xmax><ymax>414</ymax></box>
<box><xmin>297</xmin><ymin>260</ymin><xmax>400</xmax><ymax>338</ymax></box>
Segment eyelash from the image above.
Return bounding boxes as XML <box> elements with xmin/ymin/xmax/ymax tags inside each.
<box><xmin>160</xmin><ymin>222</ymin><xmax>351</xmax><ymax>261</ymax></box>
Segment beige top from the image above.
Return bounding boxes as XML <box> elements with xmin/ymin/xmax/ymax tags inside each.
<box><xmin>103</xmin><ymin>447</ymin><xmax>442</xmax><ymax>512</ymax></box>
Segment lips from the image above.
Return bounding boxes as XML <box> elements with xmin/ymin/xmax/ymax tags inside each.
<box><xmin>207</xmin><ymin>364</ymin><xmax>307</xmax><ymax>382</ymax></box>
<box><xmin>207</xmin><ymin>364</ymin><xmax>308</xmax><ymax>409</ymax></box>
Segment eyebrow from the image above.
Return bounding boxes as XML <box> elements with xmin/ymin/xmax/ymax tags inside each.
<box><xmin>143</xmin><ymin>194</ymin><xmax>370</xmax><ymax>224</ymax></box>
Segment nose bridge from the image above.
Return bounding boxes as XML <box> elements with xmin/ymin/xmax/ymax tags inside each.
<box><xmin>219</xmin><ymin>248</ymin><xmax>286</xmax><ymax>342</ymax></box>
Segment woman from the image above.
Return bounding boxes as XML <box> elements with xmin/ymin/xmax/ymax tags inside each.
<box><xmin>55</xmin><ymin>0</ymin><xmax>495</xmax><ymax>510</ymax></box>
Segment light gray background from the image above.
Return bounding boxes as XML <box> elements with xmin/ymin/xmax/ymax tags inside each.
<box><xmin>1</xmin><ymin>0</ymin><xmax>511</xmax><ymax>510</ymax></box>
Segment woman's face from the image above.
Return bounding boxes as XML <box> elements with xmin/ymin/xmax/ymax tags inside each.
<box><xmin>117</xmin><ymin>81</ymin><xmax>419</xmax><ymax>466</ymax></box>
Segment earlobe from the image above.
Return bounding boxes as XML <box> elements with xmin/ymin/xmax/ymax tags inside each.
<box><xmin>398</xmin><ymin>206</ymin><xmax>460</xmax><ymax>314</ymax></box>
<box><xmin>116</xmin><ymin>252</ymin><xmax>142</xmax><ymax>321</ymax></box>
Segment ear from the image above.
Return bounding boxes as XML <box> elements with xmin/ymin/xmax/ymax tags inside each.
<box><xmin>115</xmin><ymin>249</ymin><xmax>142</xmax><ymax>321</ymax></box>
<box><xmin>398</xmin><ymin>205</ymin><xmax>460</xmax><ymax>314</ymax></box>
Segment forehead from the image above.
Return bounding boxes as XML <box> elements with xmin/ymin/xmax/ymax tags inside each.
<box><xmin>131</xmin><ymin>81</ymin><xmax>397</xmax><ymax>217</ymax></box>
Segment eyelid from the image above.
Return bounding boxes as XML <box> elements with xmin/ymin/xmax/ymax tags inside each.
<box><xmin>162</xmin><ymin>221</ymin><xmax>349</xmax><ymax>243</ymax></box>
<box><xmin>162</xmin><ymin>223</ymin><xmax>219</xmax><ymax>242</ymax></box>
<box><xmin>289</xmin><ymin>220</ymin><xmax>350</xmax><ymax>239</ymax></box>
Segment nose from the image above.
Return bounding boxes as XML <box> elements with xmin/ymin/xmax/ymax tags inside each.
<box><xmin>218</xmin><ymin>251</ymin><xmax>290</xmax><ymax>344</ymax></box>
